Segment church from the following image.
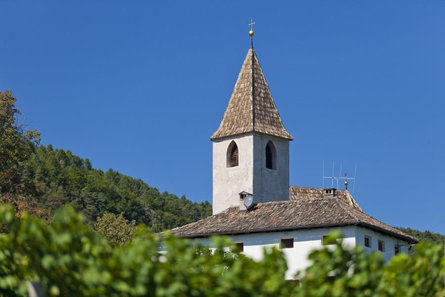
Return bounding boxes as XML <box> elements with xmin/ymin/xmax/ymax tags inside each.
<box><xmin>169</xmin><ymin>28</ymin><xmax>417</xmax><ymax>279</ymax></box>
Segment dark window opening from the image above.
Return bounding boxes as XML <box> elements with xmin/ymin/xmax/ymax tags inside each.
<box><xmin>364</xmin><ymin>236</ymin><xmax>371</xmax><ymax>248</ymax></box>
<box><xmin>235</xmin><ymin>242</ymin><xmax>244</xmax><ymax>252</ymax></box>
<box><xmin>378</xmin><ymin>240</ymin><xmax>385</xmax><ymax>252</ymax></box>
<box><xmin>265</xmin><ymin>141</ymin><xmax>277</xmax><ymax>169</ymax></box>
<box><xmin>394</xmin><ymin>244</ymin><xmax>400</xmax><ymax>255</ymax></box>
<box><xmin>280</xmin><ymin>238</ymin><xmax>294</xmax><ymax>249</ymax></box>
<box><xmin>227</xmin><ymin>141</ymin><xmax>239</xmax><ymax>167</ymax></box>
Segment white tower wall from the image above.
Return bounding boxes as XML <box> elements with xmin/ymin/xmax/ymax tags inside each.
<box><xmin>253</xmin><ymin>134</ymin><xmax>289</xmax><ymax>205</ymax></box>
<box><xmin>212</xmin><ymin>133</ymin><xmax>289</xmax><ymax>215</ymax></box>
<box><xmin>213</xmin><ymin>134</ymin><xmax>254</xmax><ymax>215</ymax></box>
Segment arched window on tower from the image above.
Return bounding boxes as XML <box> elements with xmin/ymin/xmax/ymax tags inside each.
<box><xmin>227</xmin><ymin>141</ymin><xmax>239</xmax><ymax>167</ymax></box>
<box><xmin>265</xmin><ymin>141</ymin><xmax>277</xmax><ymax>170</ymax></box>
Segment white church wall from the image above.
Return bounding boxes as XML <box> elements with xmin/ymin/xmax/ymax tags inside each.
<box><xmin>192</xmin><ymin>226</ymin><xmax>411</xmax><ymax>279</ymax></box>
<box><xmin>197</xmin><ymin>226</ymin><xmax>357</xmax><ymax>279</ymax></box>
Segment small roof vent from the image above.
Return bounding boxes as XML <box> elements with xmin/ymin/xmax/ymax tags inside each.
<box><xmin>239</xmin><ymin>191</ymin><xmax>255</xmax><ymax>211</ymax></box>
<box><xmin>324</xmin><ymin>188</ymin><xmax>337</xmax><ymax>197</ymax></box>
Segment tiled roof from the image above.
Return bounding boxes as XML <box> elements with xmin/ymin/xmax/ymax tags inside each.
<box><xmin>289</xmin><ymin>186</ymin><xmax>363</xmax><ymax>212</ymax></box>
<box><xmin>210</xmin><ymin>48</ymin><xmax>293</xmax><ymax>140</ymax></box>
<box><xmin>169</xmin><ymin>186</ymin><xmax>417</xmax><ymax>243</ymax></box>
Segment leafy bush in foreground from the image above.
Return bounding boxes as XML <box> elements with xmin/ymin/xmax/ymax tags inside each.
<box><xmin>0</xmin><ymin>205</ymin><xmax>444</xmax><ymax>297</ymax></box>
<box><xmin>298</xmin><ymin>232</ymin><xmax>445</xmax><ymax>297</ymax></box>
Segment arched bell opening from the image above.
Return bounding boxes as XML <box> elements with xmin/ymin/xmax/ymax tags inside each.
<box><xmin>265</xmin><ymin>141</ymin><xmax>277</xmax><ymax>170</ymax></box>
<box><xmin>227</xmin><ymin>141</ymin><xmax>239</xmax><ymax>168</ymax></box>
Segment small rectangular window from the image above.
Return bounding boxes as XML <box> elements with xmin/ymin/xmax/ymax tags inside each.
<box><xmin>235</xmin><ymin>242</ymin><xmax>244</xmax><ymax>252</ymax></box>
<box><xmin>364</xmin><ymin>235</ymin><xmax>371</xmax><ymax>248</ymax></box>
<box><xmin>378</xmin><ymin>240</ymin><xmax>385</xmax><ymax>252</ymax></box>
<box><xmin>280</xmin><ymin>238</ymin><xmax>294</xmax><ymax>249</ymax></box>
<box><xmin>394</xmin><ymin>244</ymin><xmax>400</xmax><ymax>255</ymax></box>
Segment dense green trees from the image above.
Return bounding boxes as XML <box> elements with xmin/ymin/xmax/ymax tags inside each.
<box><xmin>0</xmin><ymin>206</ymin><xmax>444</xmax><ymax>297</ymax></box>
<box><xmin>0</xmin><ymin>91</ymin><xmax>40</xmax><ymax>194</ymax></box>
<box><xmin>0</xmin><ymin>91</ymin><xmax>49</xmax><ymax>221</ymax></box>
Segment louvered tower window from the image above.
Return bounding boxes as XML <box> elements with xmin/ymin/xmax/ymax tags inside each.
<box><xmin>265</xmin><ymin>141</ymin><xmax>277</xmax><ymax>169</ymax></box>
<box><xmin>227</xmin><ymin>141</ymin><xmax>239</xmax><ymax>167</ymax></box>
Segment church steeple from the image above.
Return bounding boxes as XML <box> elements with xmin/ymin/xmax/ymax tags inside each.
<box><xmin>210</xmin><ymin>48</ymin><xmax>292</xmax><ymax>141</ymax></box>
<box><xmin>211</xmin><ymin>34</ymin><xmax>292</xmax><ymax>215</ymax></box>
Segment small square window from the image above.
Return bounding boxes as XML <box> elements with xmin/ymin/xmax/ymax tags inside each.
<box><xmin>280</xmin><ymin>238</ymin><xmax>294</xmax><ymax>249</ymax></box>
<box><xmin>235</xmin><ymin>242</ymin><xmax>244</xmax><ymax>252</ymax></box>
<box><xmin>364</xmin><ymin>235</ymin><xmax>371</xmax><ymax>248</ymax></box>
<box><xmin>394</xmin><ymin>244</ymin><xmax>400</xmax><ymax>255</ymax></box>
<box><xmin>378</xmin><ymin>240</ymin><xmax>385</xmax><ymax>252</ymax></box>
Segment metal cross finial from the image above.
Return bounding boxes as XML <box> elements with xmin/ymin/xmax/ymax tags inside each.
<box><xmin>248</xmin><ymin>19</ymin><xmax>255</xmax><ymax>32</ymax></box>
<box><xmin>248</xmin><ymin>19</ymin><xmax>255</xmax><ymax>49</ymax></box>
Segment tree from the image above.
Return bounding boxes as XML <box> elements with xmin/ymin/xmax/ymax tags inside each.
<box><xmin>95</xmin><ymin>212</ymin><xmax>137</xmax><ymax>246</ymax></box>
<box><xmin>0</xmin><ymin>91</ymin><xmax>40</xmax><ymax>194</ymax></box>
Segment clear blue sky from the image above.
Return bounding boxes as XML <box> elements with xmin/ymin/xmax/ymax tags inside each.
<box><xmin>1</xmin><ymin>1</ymin><xmax>444</xmax><ymax>233</ymax></box>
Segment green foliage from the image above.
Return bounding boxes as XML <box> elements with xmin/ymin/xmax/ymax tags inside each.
<box><xmin>0</xmin><ymin>205</ymin><xmax>293</xmax><ymax>297</ymax></box>
<box><xmin>158</xmin><ymin>235</ymin><xmax>293</xmax><ymax>297</ymax></box>
<box><xmin>0</xmin><ymin>91</ymin><xmax>40</xmax><ymax>194</ymax></box>
<box><xmin>1</xmin><ymin>206</ymin><xmax>445</xmax><ymax>297</ymax></box>
<box><xmin>297</xmin><ymin>231</ymin><xmax>445</xmax><ymax>297</ymax></box>
<box><xmin>95</xmin><ymin>212</ymin><xmax>136</xmax><ymax>246</ymax></box>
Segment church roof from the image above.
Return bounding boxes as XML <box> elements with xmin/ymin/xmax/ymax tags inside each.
<box><xmin>210</xmin><ymin>48</ymin><xmax>293</xmax><ymax>140</ymax></box>
<box><xmin>169</xmin><ymin>186</ymin><xmax>417</xmax><ymax>244</ymax></box>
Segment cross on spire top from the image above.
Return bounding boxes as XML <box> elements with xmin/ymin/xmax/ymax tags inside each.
<box><xmin>248</xmin><ymin>19</ymin><xmax>255</xmax><ymax>36</ymax></box>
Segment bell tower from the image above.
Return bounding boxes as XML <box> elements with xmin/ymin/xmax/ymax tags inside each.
<box><xmin>211</xmin><ymin>27</ymin><xmax>293</xmax><ymax>215</ymax></box>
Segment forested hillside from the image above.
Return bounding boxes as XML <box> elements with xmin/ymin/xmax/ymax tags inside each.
<box><xmin>0</xmin><ymin>91</ymin><xmax>211</xmax><ymax>231</ymax></box>
<box><xmin>397</xmin><ymin>227</ymin><xmax>445</xmax><ymax>245</ymax></box>
<box><xmin>21</xmin><ymin>145</ymin><xmax>211</xmax><ymax>230</ymax></box>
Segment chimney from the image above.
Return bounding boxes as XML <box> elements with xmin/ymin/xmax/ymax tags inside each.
<box><xmin>324</xmin><ymin>188</ymin><xmax>337</xmax><ymax>197</ymax></box>
<box><xmin>239</xmin><ymin>191</ymin><xmax>254</xmax><ymax>211</ymax></box>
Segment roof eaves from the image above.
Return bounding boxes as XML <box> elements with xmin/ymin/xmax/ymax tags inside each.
<box><xmin>211</xmin><ymin>130</ymin><xmax>293</xmax><ymax>141</ymax></box>
<box><xmin>173</xmin><ymin>222</ymin><xmax>361</xmax><ymax>239</ymax></box>
<box><xmin>356</xmin><ymin>222</ymin><xmax>418</xmax><ymax>244</ymax></box>
<box><xmin>174</xmin><ymin>222</ymin><xmax>418</xmax><ymax>244</ymax></box>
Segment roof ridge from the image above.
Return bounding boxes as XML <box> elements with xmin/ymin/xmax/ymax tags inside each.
<box><xmin>251</xmin><ymin>48</ymin><xmax>256</xmax><ymax>131</ymax></box>
<box><xmin>334</xmin><ymin>196</ymin><xmax>361</xmax><ymax>222</ymax></box>
<box><xmin>347</xmin><ymin>206</ymin><xmax>397</xmax><ymax>231</ymax></box>
<box><xmin>289</xmin><ymin>185</ymin><xmax>348</xmax><ymax>192</ymax></box>
<box><xmin>220</xmin><ymin>197</ymin><xmax>333</xmax><ymax>211</ymax></box>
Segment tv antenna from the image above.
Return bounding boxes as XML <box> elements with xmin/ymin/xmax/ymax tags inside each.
<box><xmin>322</xmin><ymin>161</ymin><xmax>357</xmax><ymax>192</ymax></box>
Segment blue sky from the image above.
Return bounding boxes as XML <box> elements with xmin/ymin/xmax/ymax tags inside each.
<box><xmin>1</xmin><ymin>1</ymin><xmax>444</xmax><ymax>233</ymax></box>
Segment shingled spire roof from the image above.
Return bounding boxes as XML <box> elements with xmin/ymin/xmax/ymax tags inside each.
<box><xmin>210</xmin><ymin>48</ymin><xmax>293</xmax><ymax>140</ymax></box>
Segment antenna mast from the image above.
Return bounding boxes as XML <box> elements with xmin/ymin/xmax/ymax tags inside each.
<box><xmin>322</xmin><ymin>161</ymin><xmax>357</xmax><ymax>192</ymax></box>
